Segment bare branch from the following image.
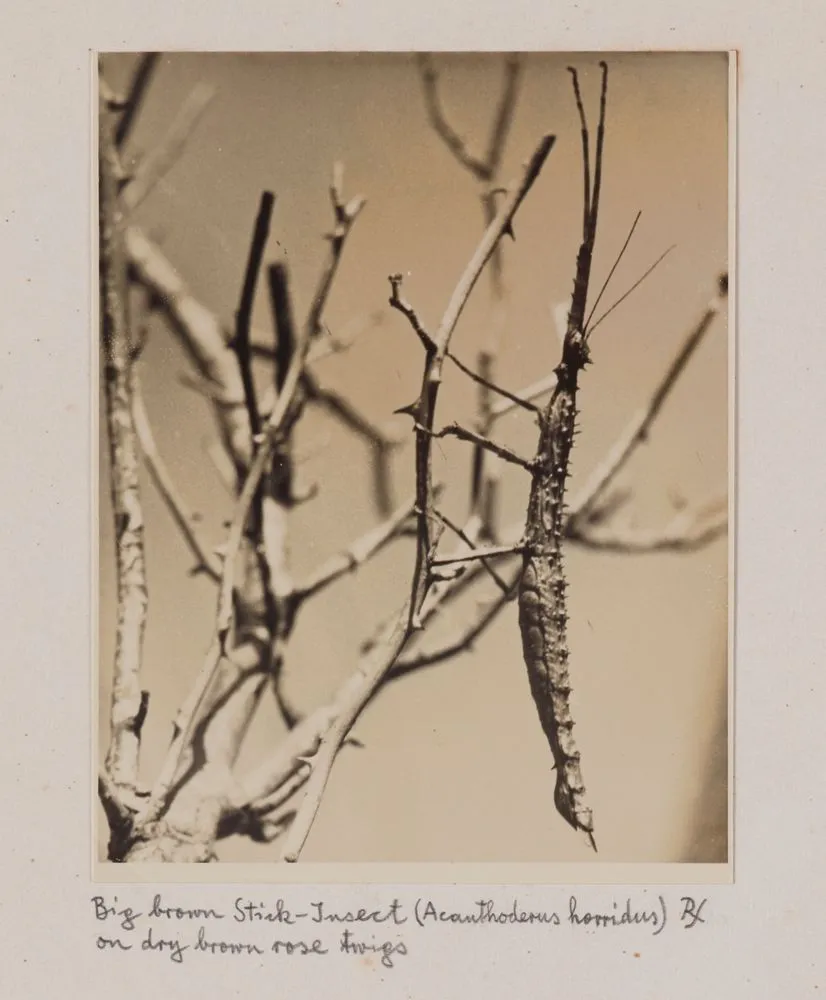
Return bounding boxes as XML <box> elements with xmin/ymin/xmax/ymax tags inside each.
<box><xmin>416</xmin><ymin>54</ymin><xmax>490</xmax><ymax>180</ymax></box>
<box><xmin>568</xmin><ymin>497</ymin><xmax>728</xmax><ymax>554</ymax></box>
<box><xmin>275</xmin><ymin>137</ymin><xmax>553</xmax><ymax>860</ymax></box>
<box><xmin>100</xmin><ymin>90</ymin><xmax>149</xmax><ymax>793</ymax></box>
<box><xmin>139</xmin><ymin>172</ymin><xmax>367</xmax><ymax>822</ymax></box>
<box><xmin>235</xmin><ymin>516</ymin><xmax>520</xmax><ymax>822</ymax></box>
<box><xmin>235</xmin><ymin>505</ymin><xmax>518</xmax><ymax>818</ymax></box>
<box><xmin>295</xmin><ymin>495</ymin><xmax>416</xmax><ymax>602</ymax></box>
<box><xmin>388</xmin><ymin>273</ymin><xmax>435</xmax><ymax>350</ymax></box>
<box><xmin>233</xmin><ymin>191</ymin><xmax>276</xmax><ymax>441</ymax></box>
<box><xmin>204</xmin><ymin>437</ymin><xmax>237</xmax><ymax>494</ymax></box>
<box><xmin>302</xmin><ymin>374</ymin><xmax>398</xmax><ymax>445</ymax></box>
<box><xmin>132</xmin><ymin>386</ymin><xmax>222</xmax><ymax>581</ymax></box>
<box><xmin>393</xmin><ymin>564</ymin><xmax>521</xmax><ymax>677</ymax></box>
<box><xmin>267</xmin><ymin>262</ymin><xmax>297</xmax><ymax>392</ymax></box>
<box><xmin>418</xmin><ymin>52</ymin><xmax>523</xmax><ymax>524</ymax></box>
<box><xmin>281</xmin><ymin>603</ymin><xmax>412</xmax><ymax>861</ymax></box>
<box><xmin>306</xmin><ymin>310</ymin><xmax>385</xmax><ymax>364</ymax></box>
<box><xmin>432</xmin><ymin>137</ymin><xmax>555</xmax><ymax>361</ymax></box>
<box><xmin>301</xmin><ymin>372</ymin><xmax>401</xmax><ymax>517</ymax></box>
<box><xmin>125</xmin><ymin>226</ymin><xmax>251</xmax><ymax>475</ymax></box>
<box><xmin>408</xmin><ymin>134</ymin><xmax>555</xmax><ymax>579</ymax></box>
<box><xmin>309</xmin><ymin>163</ymin><xmax>367</xmax><ymax>340</ymax></box>
<box><xmin>121</xmin><ymin>83</ymin><xmax>216</xmax><ymax>214</ymax></box>
<box><xmin>484</xmin><ymin>55</ymin><xmax>523</xmax><ymax>177</ymax></box>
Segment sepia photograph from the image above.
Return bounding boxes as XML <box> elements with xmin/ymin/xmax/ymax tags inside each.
<box><xmin>97</xmin><ymin>50</ymin><xmax>731</xmax><ymax>867</ymax></box>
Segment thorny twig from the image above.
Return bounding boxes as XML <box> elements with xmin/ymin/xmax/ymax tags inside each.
<box><xmin>417</xmin><ymin>53</ymin><xmax>523</xmax><ymax>533</ymax></box>
<box><xmin>101</xmin><ymin>57</ymin><xmax>727</xmax><ymax>863</ymax></box>
<box><xmin>279</xmin><ymin>134</ymin><xmax>555</xmax><ymax>861</ymax></box>
<box><xmin>138</xmin><ymin>167</ymin><xmax>367</xmax><ymax>827</ymax></box>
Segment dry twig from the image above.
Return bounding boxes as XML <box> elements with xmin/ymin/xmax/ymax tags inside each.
<box><xmin>279</xmin><ymin>133</ymin><xmax>555</xmax><ymax>861</ymax></box>
<box><xmin>99</xmin><ymin>88</ymin><xmax>149</xmax><ymax>795</ymax></box>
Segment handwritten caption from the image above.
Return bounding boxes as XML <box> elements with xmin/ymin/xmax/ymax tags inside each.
<box><xmin>91</xmin><ymin>893</ymin><xmax>708</xmax><ymax>968</ymax></box>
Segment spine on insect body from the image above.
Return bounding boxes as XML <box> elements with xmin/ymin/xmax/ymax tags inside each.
<box><xmin>518</xmin><ymin>379</ymin><xmax>596</xmax><ymax>848</ymax></box>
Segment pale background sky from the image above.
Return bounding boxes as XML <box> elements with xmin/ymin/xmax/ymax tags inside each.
<box><xmin>99</xmin><ymin>51</ymin><xmax>729</xmax><ymax>863</ymax></box>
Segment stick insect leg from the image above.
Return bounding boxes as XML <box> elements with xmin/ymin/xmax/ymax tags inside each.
<box><xmin>447</xmin><ymin>350</ymin><xmax>543</xmax><ymax>418</ymax></box>
<box><xmin>419</xmin><ymin>421</ymin><xmax>535</xmax><ymax>472</ymax></box>
<box><xmin>430</xmin><ymin>508</ymin><xmax>520</xmax><ymax>595</ymax></box>
<box><xmin>431</xmin><ymin>542</ymin><xmax>524</xmax><ymax>567</ymax></box>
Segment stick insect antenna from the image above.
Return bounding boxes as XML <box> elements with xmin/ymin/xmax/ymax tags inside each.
<box><xmin>583</xmin><ymin>210</ymin><xmax>642</xmax><ymax>333</ymax></box>
<box><xmin>587</xmin><ymin>243</ymin><xmax>676</xmax><ymax>335</ymax></box>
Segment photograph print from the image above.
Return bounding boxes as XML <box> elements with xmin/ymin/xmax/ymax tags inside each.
<box><xmin>97</xmin><ymin>51</ymin><xmax>731</xmax><ymax>865</ymax></box>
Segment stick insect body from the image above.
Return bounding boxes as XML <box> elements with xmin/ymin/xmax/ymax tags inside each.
<box><xmin>515</xmin><ymin>63</ymin><xmax>608</xmax><ymax>851</ymax></box>
<box><xmin>430</xmin><ymin>62</ymin><xmax>614</xmax><ymax>850</ymax></box>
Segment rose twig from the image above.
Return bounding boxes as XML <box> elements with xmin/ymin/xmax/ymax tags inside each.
<box><xmin>100</xmin><ymin>89</ymin><xmax>149</xmax><ymax>795</ymax></box>
<box><xmin>132</xmin><ymin>386</ymin><xmax>222</xmax><ymax>581</ymax></box>
<box><xmin>295</xmin><ymin>495</ymin><xmax>416</xmax><ymax>602</ymax></box>
<box><xmin>121</xmin><ymin>83</ymin><xmax>216</xmax><ymax>214</ymax></box>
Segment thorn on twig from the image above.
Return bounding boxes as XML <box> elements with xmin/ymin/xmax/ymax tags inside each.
<box><xmin>394</xmin><ymin>399</ymin><xmax>421</xmax><ymax>420</ymax></box>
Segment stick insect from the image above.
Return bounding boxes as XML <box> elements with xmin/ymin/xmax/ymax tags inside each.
<box><xmin>427</xmin><ymin>61</ymin><xmax>671</xmax><ymax>851</ymax></box>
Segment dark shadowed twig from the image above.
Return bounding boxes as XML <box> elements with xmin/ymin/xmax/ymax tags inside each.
<box><xmin>233</xmin><ymin>191</ymin><xmax>275</xmax><ymax>442</ymax></box>
<box><xmin>417</xmin><ymin>54</ymin><xmax>490</xmax><ymax>180</ymax></box>
<box><xmin>115</xmin><ymin>53</ymin><xmax>160</xmax><ymax>149</ymax></box>
<box><xmin>301</xmin><ymin>371</ymin><xmax>402</xmax><ymax>517</ymax></box>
